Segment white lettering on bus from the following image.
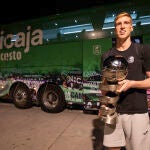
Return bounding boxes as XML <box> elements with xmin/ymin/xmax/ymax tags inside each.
<box><xmin>0</xmin><ymin>51</ymin><xmax>22</xmax><ymax>61</ymax></box>
<box><xmin>0</xmin><ymin>26</ymin><xmax>43</xmax><ymax>61</ymax></box>
<box><xmin>0</xmin><ymin>26</ymin><xmax>43</xmax><ymax>52</ymax></box>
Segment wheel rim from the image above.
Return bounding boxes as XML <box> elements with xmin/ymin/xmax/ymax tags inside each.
<box><xmin>14</xmin><ymin>89</ymin><xmax>27</xmax><ymax>102</ymax></box>
<box><xmin>43</xmin><ymin>91</ymin><xmax>59</xmax><ymax>108</ymax></box>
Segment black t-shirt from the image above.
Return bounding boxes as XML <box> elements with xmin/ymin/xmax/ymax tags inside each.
<box><xmin>101</xmin><ymin>42</ymin><xmax>150</xmax><ymax>114</ymax></box>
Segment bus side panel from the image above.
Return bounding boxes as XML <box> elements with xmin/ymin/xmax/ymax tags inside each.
<box><xmin>0</xmin><ymin>41</ymin><xmax>83</xmax><ymax>75</ymax></box>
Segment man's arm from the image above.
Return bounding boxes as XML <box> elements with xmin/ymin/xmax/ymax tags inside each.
<box><xmin>117</xmin><ymin>71</ymin><xmax>150</xmax><ymax>92</ymax></box>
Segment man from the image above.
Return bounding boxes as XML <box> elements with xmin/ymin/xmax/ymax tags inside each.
<box><xmin>101</xmin><ymin>12</ymin><xmax>150</xmax><ymax>150</ymax></box>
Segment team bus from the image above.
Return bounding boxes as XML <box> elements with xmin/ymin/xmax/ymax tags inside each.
<box><xmin>0</xmin><ymin>0</ymin><xmax>150</xmax><ymax>113</ymax></box>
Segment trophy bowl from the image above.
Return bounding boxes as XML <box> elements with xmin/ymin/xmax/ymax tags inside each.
<box><xmin>102</xmin><ymin>55</ymin><xmax>128</xmax><ymax>82</ymax></box>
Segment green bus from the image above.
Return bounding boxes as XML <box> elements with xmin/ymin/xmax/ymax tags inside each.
<box><xmin>0</xmin><ymin>0</ymin><xmax>149</xmax><ymax>113</ymax></box>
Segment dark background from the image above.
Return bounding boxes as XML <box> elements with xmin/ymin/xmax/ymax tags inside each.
<box><xmin>0</xmin><ymin>0</ymin><xmax>122</xmax><ymax>25</ymax></box>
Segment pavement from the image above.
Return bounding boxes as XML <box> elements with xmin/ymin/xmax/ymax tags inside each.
<box><xmin>0</xmin><ymin>102</ymin><xmax>105</xmax><ymax>150</ymax></box>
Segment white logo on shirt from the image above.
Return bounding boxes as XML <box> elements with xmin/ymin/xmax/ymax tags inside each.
<box><xmin>127</xmin><ymin>56</ymin><xmax>134</xmax><ymax>63</ymax></box>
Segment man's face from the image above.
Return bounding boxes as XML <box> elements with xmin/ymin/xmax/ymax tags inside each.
<box><xmin>115</xmin><ymin>16</ymin><xmax>133</xmax><ymax>40</ymax></box>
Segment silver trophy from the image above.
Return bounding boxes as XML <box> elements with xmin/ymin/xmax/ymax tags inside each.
<box><xmin>99</xmin><ymin>55</ymin><xmax>128</xmax><ymax>125</ymax></box>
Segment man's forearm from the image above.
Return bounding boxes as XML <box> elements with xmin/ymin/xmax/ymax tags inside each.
<box><xmin>132</xmin><ymin>78</ymin><xmax>150</xmax><ymax>89</ymax></box>
<box><xmin>117</xmin><ymin>78</ymin><xmax>150</xmax><ymax>92</ymax></box>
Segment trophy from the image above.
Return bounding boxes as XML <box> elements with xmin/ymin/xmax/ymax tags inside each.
<box><xmin>99</xmin><ymin>55</ymin><xmax>128</xmax><ymax>125</ymax></box>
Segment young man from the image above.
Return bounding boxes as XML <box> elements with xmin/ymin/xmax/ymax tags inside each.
<box><xmin>101</xmin><ymin>12</ymin><xmax>150</xmax><ymax>150</ymax></box>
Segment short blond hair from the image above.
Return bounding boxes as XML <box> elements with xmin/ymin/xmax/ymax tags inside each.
<box><xmin>114</xmin><ymin>12</ymin><xmax>132</xmax><ymax>26</ymax></box>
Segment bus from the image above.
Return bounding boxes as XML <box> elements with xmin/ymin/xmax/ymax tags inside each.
<box><xmin>0</xmin><ymin>0</ymin><xmax>150</xmax><ymax>113</ymax></box>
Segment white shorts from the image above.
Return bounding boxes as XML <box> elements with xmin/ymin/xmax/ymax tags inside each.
<box><xmin>103</xmin><ymin>113</ymin><xmax>150</xmax><ymax>150</ymax></box>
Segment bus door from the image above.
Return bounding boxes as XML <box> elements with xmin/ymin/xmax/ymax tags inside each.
<box><xmin>82</xmin><ymin>38</ymin><xmax>112</xmax><ymax>109</ymax></box>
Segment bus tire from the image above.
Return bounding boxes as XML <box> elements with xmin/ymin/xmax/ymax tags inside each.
<box><xmin>13</xmin><ymin>82</ymin><xmax>32</xmax><ymax>109</ymax></box>
<box><xmin>40</xmin><ymin>84</ymin><xmax>66</xmax><ymax>113</ymax></box>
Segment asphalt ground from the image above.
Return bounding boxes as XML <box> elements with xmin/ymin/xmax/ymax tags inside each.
<box><xmin>0</xmin><ymin>102</ymin><xmax>105</xmax><ymax>150</ymax></box>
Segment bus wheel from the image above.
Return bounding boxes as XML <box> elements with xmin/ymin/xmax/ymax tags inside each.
<box><xmin>40</xmin><ymin>84</ymin><xmax>66</xmax><ymax>113</ymax></box>
<box><xmin>13</xmin><ymin>83</ymin><xmax>32</xmax><ymax>109</ymax></box>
